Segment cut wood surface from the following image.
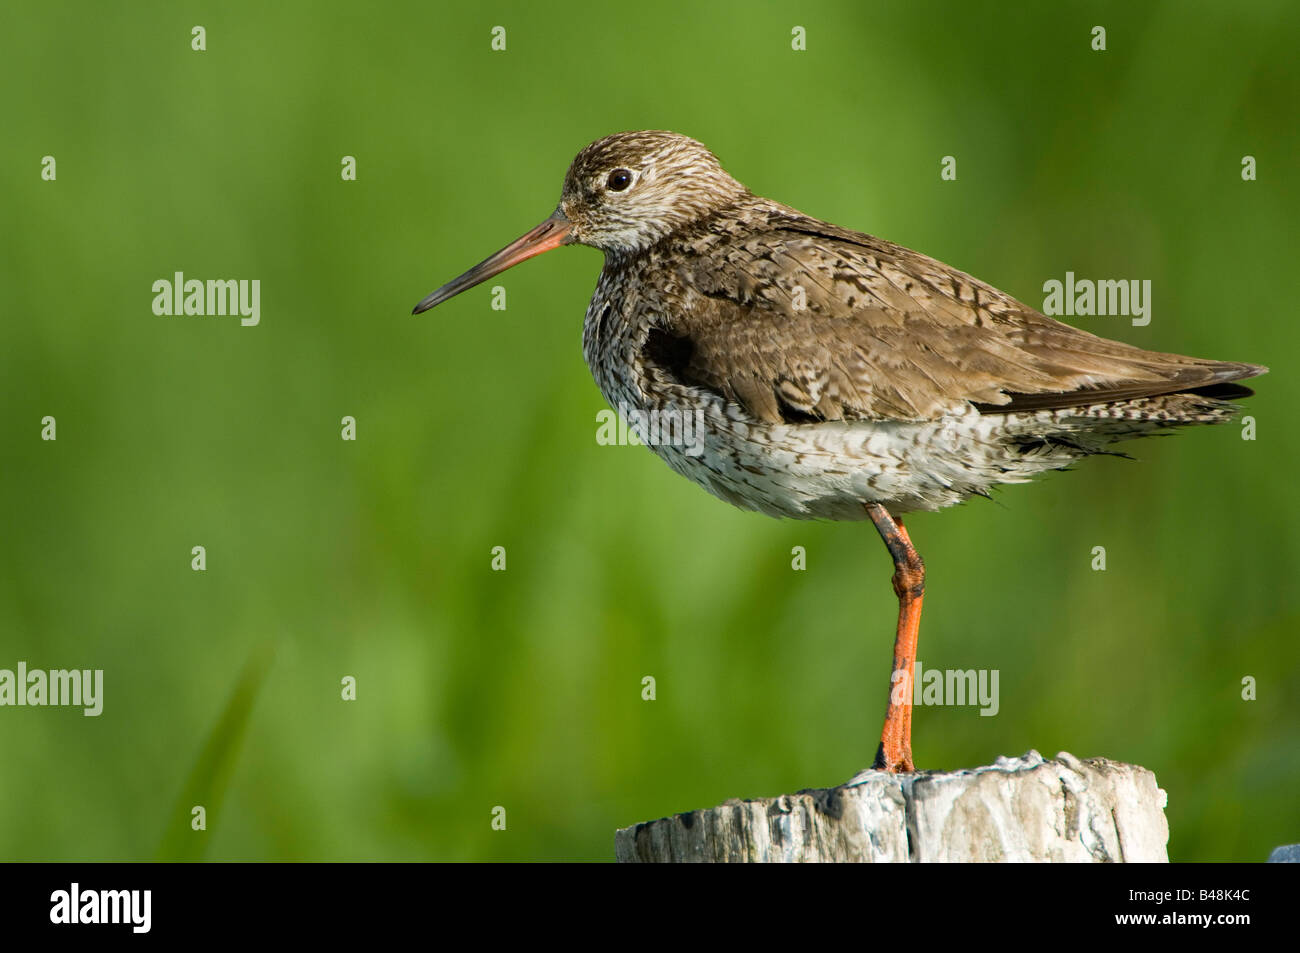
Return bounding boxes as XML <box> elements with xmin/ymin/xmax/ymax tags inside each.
<box><xmin>615</xmin><ymin>750</ymin><xmax>1169</xmax><ymax>863</ymax></box>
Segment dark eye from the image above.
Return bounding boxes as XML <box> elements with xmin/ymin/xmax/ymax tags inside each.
<box><xmin>606</xmin><ymin>169</ymin><xmax>633</xmax><ymax>192</ymax></box>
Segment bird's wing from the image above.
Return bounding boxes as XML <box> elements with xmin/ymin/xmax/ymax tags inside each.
<box><xmin>648</xmin><ymin>207</ymin><xmax>1264</xmax><ymax>424</ymax></box>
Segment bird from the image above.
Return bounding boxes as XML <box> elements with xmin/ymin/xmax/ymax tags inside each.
<box><xmin>413</xmin><ymin>130</ymin><xmax>1266</xmax><ymax>773</ymax></box>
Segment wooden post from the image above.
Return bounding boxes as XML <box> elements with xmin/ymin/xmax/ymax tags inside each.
<box><xmin>615</xmin><ymin>750</ymin><xmax>1169</xmax><ymax>863</ymax></box>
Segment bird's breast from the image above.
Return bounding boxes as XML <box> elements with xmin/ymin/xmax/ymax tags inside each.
<box><xmin>582</xmin><ymin>268</ymin><xmax>659</xmax><ymax>413</ymax></box>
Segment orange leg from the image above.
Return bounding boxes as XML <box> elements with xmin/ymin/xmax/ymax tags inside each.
<box><xmin>865</xmin><ymin>503</ymin><xmax>925</xmax><ymax>772</ymax></box>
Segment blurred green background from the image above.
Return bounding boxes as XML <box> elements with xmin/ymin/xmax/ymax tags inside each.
<box><xmin>2</xmin><ymin>1</ymin><xmax>1297</xmax><ymax>862</ymax></box>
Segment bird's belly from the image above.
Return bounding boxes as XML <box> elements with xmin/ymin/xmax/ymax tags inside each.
<box><xmin>648</xmin><ymin>403</ymin><xmax>954</xmax><ymax>520</ymax></box>
<box><xmin>607</xmin><ymin>384</ymin><xmax>1077</xmax><ymax>520</ymax></box>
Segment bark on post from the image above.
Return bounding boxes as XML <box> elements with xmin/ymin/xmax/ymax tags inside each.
<box><xmin>615</xmin><ymin>750</ymin><xmax>1169</xmax><ymax>863</ymax></box>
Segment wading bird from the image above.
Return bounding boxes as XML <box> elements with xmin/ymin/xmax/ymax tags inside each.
<box><xmin>414</xmin><ymin>131</ymin><xmax>1264</xmax><ymax>772</ymax></box>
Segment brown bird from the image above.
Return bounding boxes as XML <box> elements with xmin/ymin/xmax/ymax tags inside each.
<box><xmin>414</xmin><ymin>130</ymin><xmax>1265</xmax><ymax>772</ymax></box>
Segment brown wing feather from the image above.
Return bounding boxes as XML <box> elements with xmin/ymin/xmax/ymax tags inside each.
<box><xmin>650</xmin><ymin>205</ymin><xmax>1265</xmax><ymax>424</ymax></box>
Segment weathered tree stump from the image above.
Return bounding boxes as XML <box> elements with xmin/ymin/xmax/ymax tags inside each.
<box><xmin>1268</xmin><ymin>844</ymin><xmax>1300</xmax><ymax>862</ymax></box>
<box><xmin>615</xmin><ymin>750</ymin><xmax>1169</xmax><ymax>863</ymax></box>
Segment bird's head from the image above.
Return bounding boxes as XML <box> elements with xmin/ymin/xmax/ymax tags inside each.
<box><xmin>557</xmin><ymin>130</ymin><xmax>748</xmax><ymax>253</ymax></box>
<box><xmin>413</xmin><ymin>130</ymin><xmax>747</xmax><ymax>314</ymax></box>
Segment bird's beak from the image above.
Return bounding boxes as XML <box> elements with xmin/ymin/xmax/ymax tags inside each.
<box><xmin>412</xmin><ymin>208</ymin><xmax>573</xmax><ymax>314</ymax></box>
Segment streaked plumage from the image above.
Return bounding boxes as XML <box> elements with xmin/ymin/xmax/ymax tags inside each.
<box><xmin>414</xmin><ymin>130</ymin><xmax>1266</xmax><ymax>771</ymax></box>
<box><xmin>559</xmin><ymin>132</ymin><xmax>1264</xmax><ymax>518</ymax></box>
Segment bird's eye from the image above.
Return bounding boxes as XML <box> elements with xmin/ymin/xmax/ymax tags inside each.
<box><xmin>606</xmin><ymin>169</ymin><xmax>633</xmax><ymax>192</ymax></box>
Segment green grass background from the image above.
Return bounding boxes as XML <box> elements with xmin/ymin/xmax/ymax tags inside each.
<box><xmin>2</xmin><ymin>1</ymin><xmax>1296</xmax><ymax>861</ymax></box>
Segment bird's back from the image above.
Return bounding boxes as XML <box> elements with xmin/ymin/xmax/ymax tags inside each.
<box><xmin>580</xmin><ymin>196</ymin><xmax>1265</xmax><ymax>518</ymax></box>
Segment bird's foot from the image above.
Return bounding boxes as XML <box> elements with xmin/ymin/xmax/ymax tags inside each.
<box><xmin>873</xmin><ymin>741</ymin><xmax>916</xmax><ymax>773</ymax></box>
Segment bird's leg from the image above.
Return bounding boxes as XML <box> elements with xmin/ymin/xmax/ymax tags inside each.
<box><xmin>865</xmin><ymin>503</ymin><xmax>924</xmax><ymax>773</ymax></box>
